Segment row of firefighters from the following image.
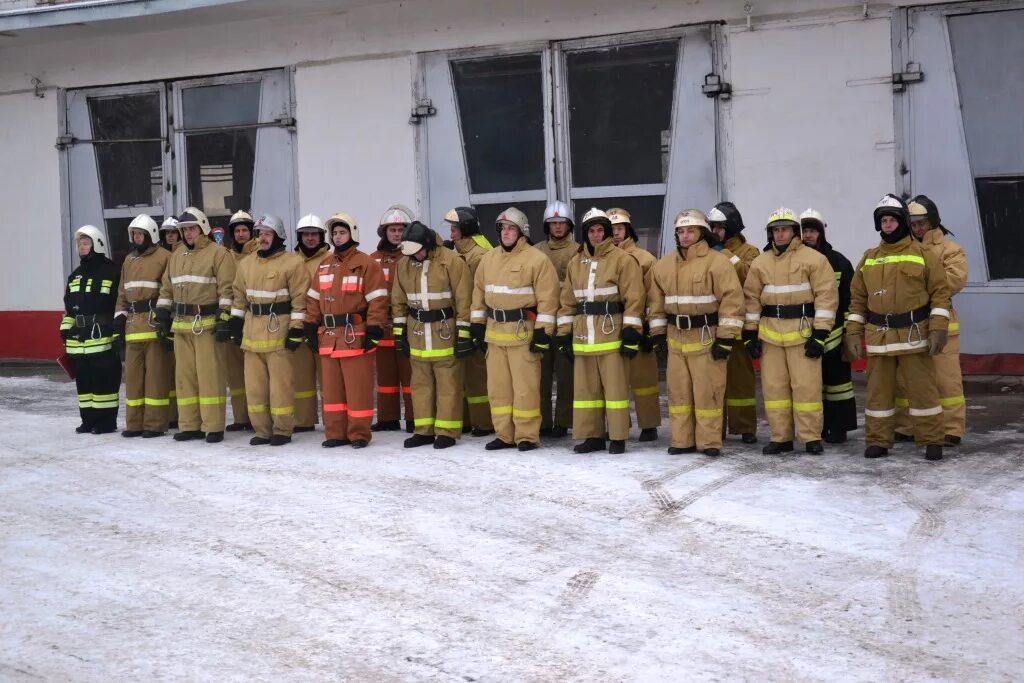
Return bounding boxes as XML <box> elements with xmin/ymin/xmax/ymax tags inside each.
<box><xmin>62</xmin><ymin>193</ymin><xmax>966</xmax><ymax>460</ymax></box>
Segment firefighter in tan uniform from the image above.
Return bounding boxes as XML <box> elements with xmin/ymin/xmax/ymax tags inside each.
<box><xmin>743</xmin><ymin>207</ymin><xmax>837</xmax><ymax>455</ymax></box>
<box><xmin>293</xmin><ymin>214</ymin><xmax>330</xmax><ymax>432</ymax></box>
<box><xmin>155</xmin><ymin>208</ymin><xmax>237</xmax><ymax>443</ymax></box>
<box><xmin>392</xmin><ymin>221</ymin><xmax>473</xmax><ymax>449</ymax></box>
<box><xmin>556</xmin><ymin>208</ymin><xmax>644</xmax><ymax>455</ymax></box>
<box><xmin>846</xmin><ymin>195</ymin><xmax>952</xmax><ymax>461</ymax></box>
<box><xmin>305</xmin><ymin>213</ymin><xmax>389</xmax><ymax>448</ymax></box>
<box><xmin>228</xmin><ymin>215</ymin><xmax>309</xmax><ymax>446</ymax></box>
<box><xmin>470</xmin><ymin>207</ymin><xmax>559</xmax><ymax>452</ymax></box>
<box><xmin>648</xmin><ymin>210</ymin><xmax>745</xmax><ymax>456</ymax></box>
<box><xmin>371</xmin><ymin>205</ymin><xmax>415</xmax><ymax>432</ymax></box>
<box><xmin>158</xmin><ymin>217</ymin><xmax>182</xmax><ymax>427</ymax></box>
<box><xmin>608</xmin><ymin>208</ymin><xmax>661</xmax><ymax>442</ymax></box>
<box><xmin>535</xmin><ymin>200</ymin><xmax>577</xmax><ymax>439</ymax></box>
<box><xmin>708</xmin><ymin>202</ymin><xmax>760</xmax><ymax>444</ymax></box>
<box><xmin>445</xmin><ymin>206</ymin><xmax>495</xmax><ymax>437</ymax></box>
<box><xmin>222</xmin><ymin>210</ymin><xmax>259</xmax><ymax>432</ymax></box>
<box><xmin>114</xmin><ymin>214</ymin><xmax>172</xmax><ymax>438</ymax></box>
<box><xmin>894</xmin><ymin>196</ymin><xmax>968</xmax><ymax>447</ymax></box>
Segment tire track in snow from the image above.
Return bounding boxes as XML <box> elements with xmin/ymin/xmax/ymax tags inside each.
<box><xmin>646</xmin><ymin>460</ymin><xmax>777</xmax><ymax>525</ymax></box>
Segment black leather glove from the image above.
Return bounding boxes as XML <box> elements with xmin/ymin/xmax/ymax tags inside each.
<box><xmin>455</xmin><ymin>327</ymin><xmax>475</xmax><ymax>358</ymax></box>
<box><xmin>111</xmin><ymin>315</ymin><xmax>126</xmax><ymax>353</ymax></box>
<box><xmin>804</xmin><ymin>328</ymin><xmax>828</xmax><ymax>359</ymax></box>
<box><xmin>710</xmin><ymin>336</ymin><xmax>734</xmax><ymax>361</ymax></box>
<box><xmin>304</xmin><ymin>322</ymin><xmax>319</xmax><ymax>353</ymax></box>
<box><xmin>227</xmin><ymin>316</ymin><xmax>244</xmax><ymax>346</ymax></box>
<box><xmin>154</xmin><ymin>307</ymin><xmax>172</xmax><ymax>340</ymax></box>
<box><xmin>639</xmin><ymin>333</ymin><xmax>654</xmax><ymax>353</ymax></box>
<box><xmin>620</xmin><ymin>327</ymin><xmax>641</xmax><ymax>359</ymax></box>
<box><xmin>363</xmin><ymin>325</ymin><xmax>382</xmax><ymax>351</ymax></box>
<box><xmin>214</xmin><ymin>311</ymin><xmax>233</xmax><ymax>343</ymax></box>
<box><xmin>742</xmin><ymin>329</ymin><xmax>762</xmax><ymax>359</ymax></box>
<box><xmin>650</xmin><ymin>334</ymin><xmax>667</xmax><ymax>357</ymax></box>
<box><xmin>555</xmin><ymin>334</ymin><xmax>574</xmax><ymax>362</ymax></box>
<box><xmin>392</xmin><ymin>323</ymin><xmax>410</xmax><ymax>357</ymax></box>
<box><xmin>284</xmin><ymin>328</ymin><xmax>303</xmax><ymax>351</ymax></box>
<box><xmin>529</xmin><ymin>328</ymin><xmax>551</xmax><ymax>355</ymax></box>
<box><xmin>470</xmin><ymin>322</ymin><xmax>487</xmax><ymax>352</ymax></box>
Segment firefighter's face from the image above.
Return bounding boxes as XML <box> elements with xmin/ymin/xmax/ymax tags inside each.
<box><xmin>233</xmin><ymin>225</ymin><xmax>252</xmax><ymax>245</ymax></box>
<box><xmin>131</xmin><ymin>228</ymin><xmax>147</xmax><ymax>246</ymax></box>
<box><xmin>385</xmin><ymin>224</ymin><xmax>405</xmax><ymax>246</ymax></box>
<box><xmin>547</xmin><ymin>220</ymin><xmax>569</xmax><ymax>240</ymax></box>
<box><xmin>332</xmin><ymin>225</ymin><xmax>351</xmax><ymax>246</ymax></box>
<box><xmin>182</xmin><ymin>224</ymin><xmax>202</xmax><ymax>246</ymax></box>
<box><xmin>499</xmin><ymin>222</ymin><xmax>520</xmax><ymax>247</ymax></box>
<box><xmin>711</xmin><ymin>224</ymin><xmax>727</xmax><ymax>242</ymax></box>
<box><xmin>879</xmin><ymin>215</ymin><xmax>900</xmax><ymax>235</ymax></box>
<box><xmin>164</xmin><ymin>230</ymin><xmax>179</xmax><ymax>245</ymax></box>
<box><xmin>587</xmin><ymin>224</ymin><xmax>607</xmax><ymax>248</ymax></box>
<box><xmin>801</xmin><ymin>224</ymin><xmax>820</xmax><ymax>247</ymax></box>
<box><xmin>257</xmin><ymin>228</ymin><xmax>276</xmax><ymax>249</ymax></box>
<box><xmin>611</xmin><ymin>223</ymin><xmax>628</xmax><ymax>245</ymax></box>
<box><xmin>449</xmin><ymin>224</ymin><xmax>463</xmax><ymax>241</ymax></box>
<box><xmin>910</xmin><ymin>217</ymin><xmax>931</xmax><ymax>240</ymax></box>
<box><xmin>771</xmin><ymin>224</ymin><xmax>795</xmax><ymax>246</ymax></box>
<box><xmin>77</xmin><ymin>236</ymin><xmax>93</xmax><ymax>257</ymax></box>
<box><xmin>300</xmin><ymin>231</ymin><xmax>322</xmax><ymax>249</ymax></box>
<box><xmin>676</xmin><ymin>225</ymin><xmax>701</xmax><ymax>249</ymax></box>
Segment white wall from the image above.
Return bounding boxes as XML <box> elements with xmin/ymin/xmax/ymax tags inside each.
<box><xmin>724</xmin><ymin>16</ymin><xmax>896</xmax><ymax>262</ymax></box>
<box><xmin>0</xmin><ymin>92</ymin><xmax>64</xmax><ymax>309</ymax></box>
<box><xmin>294</xmin><ymin>55</ymin><xmax>417</xmax><ymax>246</ymax></box>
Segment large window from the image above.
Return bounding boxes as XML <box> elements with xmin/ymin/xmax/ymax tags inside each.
<box><xmin>419</xmin><ymin>27</ymin><xmax>718</xmax><ymax>254</ymax></box>
<box><xmin>62</xmin><ymin>69</ymin><xmax>295</xmax><ymax>268</ymax></box>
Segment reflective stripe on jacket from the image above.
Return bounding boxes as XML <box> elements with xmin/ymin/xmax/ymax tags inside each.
<box><xmin>157</xmin><ymin>234</ymin><xmax>237</xmax><ymax>333</ymax></box>
<box><xmin>62</xmin><ymin>255</ymin><xmax>120</xmax><ymax>354</ymax></box>
<box><xmin>305</xmin><ymin>246</ymin><xmax>388</xmax><ymax>358</ymax></box>
<box><xmin>115</xmin><ymin>246</ymin><xmax>169</xmax><ymax>343</ymax></box>
<box><xmin>232</xmin><ymin>247</ymin><xmax>310</xmax><ymax>352</ymax></box>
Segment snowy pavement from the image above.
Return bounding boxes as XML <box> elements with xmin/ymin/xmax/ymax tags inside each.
<box><xmin>2</xmin><ymin>370</ymin><xmax>1023</xmax><ymax>682</ymax></box>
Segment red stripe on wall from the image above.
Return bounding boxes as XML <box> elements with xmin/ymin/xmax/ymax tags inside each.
<box><xmin>0</xmin><ymin>311</ymin><xmax>64</xmax><ymax>360</ymax></box>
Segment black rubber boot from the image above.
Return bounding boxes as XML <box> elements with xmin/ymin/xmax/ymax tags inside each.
<box><xmin>322</xmin><ymin>439</ymin><xmax>350</xmax><ymax>448</ymax></box>
<box><xmin>608</xmin><ymin>440</ymin><xmax>626</xmax><ymax>454</ymax></box>
<box><xmin>434</xmin><ymin>436</ymin><xmax>457</xmax><ymax>449</ymax></box>
<box><xmin>668</xmin><ymin>446</ymin><xmax>697</xmax><ymax>455</ymax></box>
<box><xmin>471</xmin><ymin>427</ymin><xmax>495</xmax><ymax>437</ymax></box>
<box><xmin>405</xmin><ymin>420</ymin><xmax>415</xmax><ymax>433</ymax></box>
<box><xmin>539</xmin><ymin>427</ymin><xmax>553</xmax><ymax>437</ymax></box>
<box><xmin>517</xmin><ymin>441</ymin><xmax>538</xmax><ymax>452</ymax></box>
<box><xmin>371</xmin><ymin>420</ymin><xmax>400</xmax><ymax>432</ymax></box>
<box><xmin>91</xmin><ymin>424</ymin><xmax>117</xmax><ymax>435</ymax></box>
<box><xmin>894</xmin><ymin>432</ymin><xmax>914</xmax><ymax>442</ymax></box>
<box><xmin>573</xmin><ymin>438</ymin><xmax>606</xmax><ymax>454</ymax></box>
<box><xmin>762</xmin><ymin>441</ymin><xmax>794</xmax><ymax>455</ymax></box>
<box><xmin>703</xmin><ymin>448</ymin><xmax>721</xmax><ymax>457</ymax></box>
<box><xmin>864</xmin><ymin>445</ymin><xmax>889</xmax><ymax>458</ymax></box>
<box><xmin>226</xmin><ymin>422</ymin><xmax>252</xmax><ymax>432</ymax></box>
<box><xmin>638</xmin><ymin>428</ymin><xmax>658</xmax><ymax>442</ymax></box>
<box><xmin>925</xmin><ymin>444</ymin><xmax>943</xmax><ymax>461</ymax></box>
<box><xmin>351</xmin><ymin>439</ymin><xmax>368</xmax><ymax>449</ymax></box>
<box><xmin>121</xmin><ymin>430</ymin><xmax>143</xmax><ymax>438</ymax></box>
<box><xmin>141</xmin><ymin>431</ymin><xmax>165</xmax><ymax>438</ymax></box>
<box><xmin>404</xmin><ymin>434</ymin><xmax>435</xmax><ymax>448</ymax></box>
<box><xmin>944</xmin><ymin>435</ymin><xmax>961</xmax><ymax>447</ymax></box>
<box><xmin>250</xmin><ymin>436</ymin><xmax>271</xmax><ymax>446</ymax></box>
<box><xmin>485</xmin><ymin>438</ymin><xmax>516</xmax><ymax>451</ymax></box>
<box><xmin>270</xmin><ymin>435</ymin><xmax>291</xmax><ymax>446</ymax></box>
<box><xmin>550</xmin><ymin>425</ymin><xmax>569</xmax><ymax>438</ymax></box>
<box><xmin>75</xmin><ymin>424</ymin><xmax>92</xmax><ymax>434</ymax></box>
<box><xmin>805</xmin><ymin>440</ymin><xmax>824</xmax><ymax>455</ymax></box>
<box><xmin>741</xmin><ymin>433</ymin><xmax>758</xmax><ymax>444</ymax></box>
<box><xmin>824</xmin><ymin>431</ymin><xmax>847</xmax><ymax>444</ymax></box>
<box><xmin>173</xmin><ymin>430</ymin><xmax>204</xmax><ymax>442</ymax></box>
<box><xmin>205</xmin><ymin>431</ymin><xmax>224</xmax><ymax>443</ymax></box>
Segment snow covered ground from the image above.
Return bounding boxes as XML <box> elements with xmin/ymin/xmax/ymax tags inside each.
<box><xmin>2</xmin><ymin>370</ymin><xmax>1023</xmax><ymax>682</ymax></box>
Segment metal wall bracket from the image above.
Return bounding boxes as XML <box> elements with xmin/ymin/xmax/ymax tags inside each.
<box><xmin>409</xmin><ymin>98</ymin><xmax>436</xmax><ymax>124</ymax></box>
<box><xmin>55</xmin><ymin>134</ymin><xmax>74</xmax><ymax>150</ymax></box>
<box><xmin>892</xmin><ymin>63</ymin><xmax>924</xmax><ymax>92</ymax></box>
<box><xmin>701</xmin><ymin>73</ymin><xmax>732</xmax><ymax>100</ymax></box>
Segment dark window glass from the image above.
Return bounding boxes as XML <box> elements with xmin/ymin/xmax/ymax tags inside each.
<box><xmin>93</xmin><ymin>142</ymin><xmax>163</xmax><ymax>209</ymax></box>
<box><xmin>567</xmin><ymin>41</ymin><xmax>678</xmax><ymax>187</ymax></box>
<box><xmin>185</xmin><ymin>130</ymin><xmax>257</xmax><ymax>224</ymax></box>
<box><xmin>452</xmin><ymin>55</ymin><xmax>546</xmax><ymax>194</ymax></box>
<box><xmin>88</xmin><ymin>93</ymin><xmax>161</xmax><ymax>140</ymax></box>
<box><xmin>181</xmin><ymin>82</ymin><xmax>262</xmax><ymax>129</ymax></box>
<box><xmin>574</xmin><ymin>195</ymin><xmax>664</xmax><ymax>255</ymax></box>
<box><xmin>105</xmin><ymin>215</ymin><xmax>164</xmax><ymax>267</ymax></box>
<box><xmin>975</xmin><ymin>177</ymin><xmax>1024</xmax><ymax>280</ymax></box>
<box><xmin>473</xmin><ymin>202</ymin><xmax>547</xmax><ymax>246</ymax></box>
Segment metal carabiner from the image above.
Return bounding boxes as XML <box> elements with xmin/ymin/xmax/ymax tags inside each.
<box><xmin>879</xmin><ymin>313</ymin><xmax>891</xmax><ymax>333</ymax></box>
<box><xmin>907</xmin><ymin>321</ymin><xmax>923</xmax><ymax>345</ymax></box>
<box><xmin>267</xmin><ymin>310</ymin><xmax>281</xmax><ymax>334</ymax></box>
<box><xmin>192</xmin><ymin>313</ymin><xmax>204</xmax><ymax>335</ymax></box>
<box><xmin>515</xmin><ymin>318</ymin><xmax>528</xmax><ymax>341</ymax></box>
<box><xmin>344</xmin><ymin>322</ymin><xmax>357</xmax><ymax>345</ymax></box>
<box><xmin>798</xmin><ymin>315</ymin><xmax>812</xmax><ymax>339</ymax></box>
<box><xmin>601</xmin><ymin>312</ymin><xmax>616</xmax><ymax>336</ymax></box>
<box><xmin>700</xmin><ymin>324</ymin><xmax>714</xmax><ymax>347</ymax></box>
<box><xmin>91</xmin><ymin>320</ymin><xmax>102</xmax><ymax>341</ymax></box>
<box><xmin>148</xmin><ymin>309</ymin><xmax>158</xmax><ymax>328</ymax></box>
<box><xmin>438</xmin><ymin>318</ymin><xmax>452</xmax><ymax>342</ymax></box>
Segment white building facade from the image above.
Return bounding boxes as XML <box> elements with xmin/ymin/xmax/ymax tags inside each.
<box><xmin>0</xmin><ymin>0</ymin><xmax>1020</xmax><ymax>371</ymax></box>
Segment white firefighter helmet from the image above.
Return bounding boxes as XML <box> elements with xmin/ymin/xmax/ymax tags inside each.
<box><xmin>377</xmin><ymin>204</ymin><xmax>415</xmax><ymax>237</ymax></box>
<box><xmin>607</xmin><ymin>207</ymin><xmax>631</xmax><ymax>226</ymax></box>
<box><xmin>580</xmin><ymin>207</ymin><xmax>612</xmax><ymax>230</ymax></box>
<box><xmin>799</xmin><ymin>208</ymin><xmax>827</xmax><ymax>227</ymax></box>
<box><xmin>495</xmin><ymin>207</ymin><xmax>530</xmax><ymax>237</ymax></box>
<box><xmin>542</xmin><ymin>200</ymin><xmax>574</xmax><ymax>229</ymax></box>
<box><xmin>253</xmin><ymin>214</ymin><xmax>286</xmax><ymax>240</ymax></box>
<box><xmin>160</xmin><ymin>216</ymin><xmax>179</xmax><ymax>232</ymax></box>
<box><xmin>296</xmin><ymin>213</ymin><xmax>325</xmax><ymax>234</ymax></box>
<box><xmin>767</xmin><ymin>207</ymin><xmax>800</xmax><ymax>228</ymax></box>
<box><xmin>128</xmin><ymin>214</ymin><xmax>159</xmax><ymax>243</ymax></box>
<box><xmin>907</xmin><ymin>201</ymin><xmax>928</xmax><ymax>219</ymax></box>
<box><xmin>228</xmin><ymin>210</ymin><xmax>255</xmax><ymax>228</ymax></box>
<box><xmin>706</xmin><ymin>207</ymin><xmax>728</xmax><ymax>224</ymax></box>
<box><xmin>74</xmin><ymin>224</ymin><xmax>109</xmax><ymax>257</ymax></box>
<box><xmin>674</xmin><ymin>209</ymin><xmax>710</xmax><ymax>230</ymax></box>
<box><xmin>177</xmin><ymin>207</ymin><xmax>211</xmax><ymax>235</ymax></box>
<box><xmin>326</xmin><ymin>212</ymin><xmax>359</xmax><ymax>243</ymax></box>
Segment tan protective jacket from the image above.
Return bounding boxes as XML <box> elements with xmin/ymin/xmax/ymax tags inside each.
<box><xmin>371</xmin><ymin>245</ymin><xmax>404</xmax><ymax>340</ymax></box>
<box><xmin>454</xmin><ymin>235</ymin><xmax>493</xmax><ymax>278</ymax></box>
<box><xmin>157</xmin><ymin>234</ymin><xmax>236</xmax><ymax>333</ymax></box>
<box><xmin>301</xmin><ymin>245</ymin><xmax>331</xmax><ymax>280</ymax></box>
<box><xmin>743</xmin><ymin>238</ymin><xmax>837</xmax><ymax>348</ymax></box>
<box><xmin>305</xmin><ymin>246</ymin><xmax>389</xmax><ymax>358</ymax></box>
<box><xmin>231</xmin><ymin>247</ymin><xmax>310</xmax><ymax>352</ymax></box>
<box><xmin>719</xmin><ymin>247</ymin><xmax>749</xmax><ymax>284</ymax></box>
<box><xmin>557</xmin><ymin>238</ymin><xmax>644</xmax><ymax>356</ymax></box>
<box><xmin>535</xmin><ymin>235</ymin><xmax>579</xmax><ymax>285</ymax></box>
<box><xmin>724</xmin><ymin>235</ymin><xmax>761</xmax><ymax>268</ymax></box>
<box><xmin>921</xmin><ymin>228</ymin><xmax>967</xmax><ymax>336</ymax></box>
<box><xmin>392</xmin><ymin>236</ymin><xmax>472</xmax><ymax>360</ymax></box>
<box><xmin>648</xmin><ymin>241</ymin><xmax>745</xmax><ymax>356</ymax></box>
<box><xmin>471</xmin><ymin>237</ymin><xmax>559</xmax><ymax>347</ymax></box>
<box><xmin>116</xmin><ymin>246</ymin><xmax>170</xmax><ymax>343</ymax></box>
<box><xmin>847</xmin><ymin>235</ymin><xmax>952</xmax><ymax>356</ymax></box>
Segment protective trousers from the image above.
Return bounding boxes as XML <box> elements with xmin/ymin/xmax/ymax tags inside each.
<box><xmin>321</xmin><ymin>353</ymin><xmax>375</xmax><ymax>443</ymax></box>
<box><xmin>760</xmin><ymin>343</ymin><xmax>823</xmax><ymax>443</ymax></box>
<box><xmin>412</xmin><ymin>356</ymin><xmax>464</xmax><ymax>438</ymax></box>
<box><xmin>124</xmin><ymin>341</ymin><xmax>172</xmax><ymax>432</ymax></box>
<box><xmin>628</xmin><ymin>351</ymin><xmax>662</xmax><ymax>430</ymax></box>
<box><xmin>866</xmin><ymin>352</ymin><xmax>943</xmax><ymax>447</ymax></box>
<box><xmin>724</xmin><ymin>343</ymin><xmax>758</xmax><ymax>434</ymax></box>
<box><xmin>894</xmin><ymin>334</ymin><xmax>964</xmax><ymax>439</ymax></box>
<box><xmin>822</xmin><ymin>348</ymin><xmax>857</xmax><ymax>439</ymax></box>
<box><xmin>174</xmin><ymin>331</ymin><xmax>227</xmax><ymax>433</ymax></box>
<box><xmin>244</xmin><ymin>349</ymin><xmax>296</xmax><ymax>438</ymax></box>
<box><xmin>539</xmin><ymin>346</ymin><xmax>573</xmax><ymax>430</ymax></box>
<box><xmin>292</xmin><ymin>344</ymin><xmax>320</xmax><ymax>428</ymax></box>
<box><xmin>224</xmin><ymin>343</ymin><xmax>248</xmax><ymax>425</ymax></box>
<box><xmin>168</xmin><ymin>354</ymin><xmax>178</xmax><ymax>425</ymax></box>
<box><xmin>572</xmin><ymin>353</ymin><xmax>630</xmax><ymax>441</ymax></box>
<box><xmin>462</xmin><ymin>351</ymin><xmax>493</xmax><ymax>430</ymax></box>
<box><xmin>375</xmin><ymin>345</ymin><xmax>413</xmax><ymax>424</ymax></box>
<box><xmin>666</xmin><ymin>351</ymin><xmax>727</xmax><ymax>450</ymax></box>
<box><xmin>486</xmin><ymin>344</ymin><xmax>541</xmax><ymax>445</ymax></box>
<box><xmin>73</xmin><ymin>350</ymin><xmax>121</xmax><ymax>432</ymax></box>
